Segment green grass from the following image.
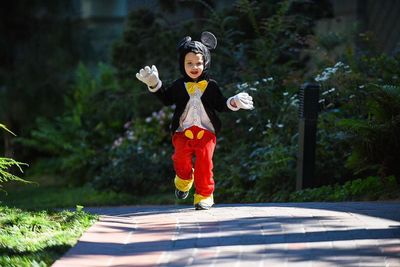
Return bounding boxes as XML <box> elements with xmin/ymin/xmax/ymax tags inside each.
<box><xmin>0</xmin><ymin>206</ymin><xmax>97</xmax><ymax>267</ymax></box>
<box><xmin>0</xmin><ymin>184</ymin><xmax>177</xmax><ymax>210</ymax></box>
<box><xmin>0</xmin><ymin>183</ymin><xmax>182</xmax><ymax>267</ymax></box>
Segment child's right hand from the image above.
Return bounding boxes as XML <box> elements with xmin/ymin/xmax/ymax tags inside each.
<box><xmin>136</xmin><ymin>65</ymin><xmax>161</xmax><ymax>90</ymax></box>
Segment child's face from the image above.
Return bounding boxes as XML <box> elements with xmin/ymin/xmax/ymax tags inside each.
<box><xmin>184</xmin><ymin>52</ymin><xmax>204</xmax><ymax>80</ymax></box>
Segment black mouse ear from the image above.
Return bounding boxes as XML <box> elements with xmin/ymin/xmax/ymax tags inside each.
<box><xmin>177</xmin><ymin>36</ymin><xmax>191</xmax><ymax>50</ymax></box>
<box><xmin>201</xmin><ymin>31</ymin><xmax>217</xmax><ymax>50</ymax></box>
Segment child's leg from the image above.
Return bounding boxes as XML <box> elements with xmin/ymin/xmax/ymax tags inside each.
<box><xmin>172</xmin><ymin>132</ymin><xmax>194</xmax><ymax>192</ymax></box>
<box><xmin>193</xmin><ymin>131</ymin><xmax>216</xmax><ymax>207</ymax></box>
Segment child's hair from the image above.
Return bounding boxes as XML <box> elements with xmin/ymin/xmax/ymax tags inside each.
<box><xmin>177</xmin><ymin>32</ymin><xmax>217</xmax><ymax>80</ymax></box>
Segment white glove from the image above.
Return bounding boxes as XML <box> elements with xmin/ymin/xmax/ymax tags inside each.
<box><xmin>230</xmin><ymin>92</ymin><xmax>254</xmax><ymax>110</ymax></box>
<box><xmin>135</xmin><ymin>65</ymin><xmax>161</xmax><ymax>91</ymax></box>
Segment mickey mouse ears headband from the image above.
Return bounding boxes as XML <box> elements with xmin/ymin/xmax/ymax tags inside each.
<box><xmin>177</xmin><ymin>31</ymin><xmax>217</xmax><ymax>50</ymax></box>
<box><xmin>200</xmin><ymin>31</ymin><xmax>217</xmax><ymax>49</ymax></box>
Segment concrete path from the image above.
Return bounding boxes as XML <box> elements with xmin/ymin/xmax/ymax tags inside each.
<box><xmin>52</xmin><ymin>202</ymin><xmax>400</xmax><ymax>267</ymax></box>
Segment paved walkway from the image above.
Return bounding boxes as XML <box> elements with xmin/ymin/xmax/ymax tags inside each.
<box><xmin>52</xmin><ymin>202</ymin><xmax>400</xmax><ymax>267</ymax></box>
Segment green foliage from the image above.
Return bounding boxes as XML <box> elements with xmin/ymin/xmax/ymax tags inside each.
<box><xmin>20</xmin><ymin>0</ymin><xmax>321</xmax><ymax>196</ymax></box>
<box><xmin>0</xmin><ymin>206</ymin><xmax>97</xmax><ymax>266</ymax></box>
<box><xmin>0</xmin><ymin>185</ymin><xmax>174</xmax><ymax>210</ymax></box>
<box><xmin>20</xmin><ymin>63</ymin><xmax>173</xmax><ymax>192</ymax></box>
<box><xmin>315</xmin><ymin>113</ymin><xmax>352</xmax><ymax>185</ymax></box>
<box><xmin>0</xmin><ymin>124</ymin><xmax>16</xmax><ymax>136</ymax></box>
<box><xmin>0</xmin><ymin>124</ymin><xmax>28</xmax><ymax>189</ymax></box>
<box><xmin>25</xmin><ymin>1</ymin><xmax>336</xmax><ymax>201</ymax></box>
<box><xmin>112</xmin><ymin>8</ymin><xmax>181</xmax><ymax>81</ymax></box>
<box><xmin>215</xmin><ymin>77</ymin><xmax>299</xmax><ymax>203</ymax></box>
<box><xmin>17</xmin><ymin>64</ymin><xmax>128</xmax><ymax>184</ymax></box>
<box><xmin>338</xmin><ymin>84</ymin><xmax>400</xmax><ymax>178</ymax></box>
<box><xmin>0</xmin><ymin>1</ymin><xmax>85</xmax><ymax>144</ymax></box>
<box><xmin>313</xmin><ymin>50</ymin><xmax>400</xmax><ymax>183</ymax></box>
<box><xmin>92</xmin><ymin>115</ymin><xmax>173</xmax><ymax>194</ymax></box>
<box><xmin>0</xmin><ymin>158</ymin><xmax>27</xmax><ymax>186</ymax></box>
<box><xmin>18</xmin><ymin>0</ymin><xmax>400</xmax><ymax>202</ymax></box>
<box><xmin>288</xmin><ymin>176</ymin><xmax>399</xmax><ymax>202</ymax></box>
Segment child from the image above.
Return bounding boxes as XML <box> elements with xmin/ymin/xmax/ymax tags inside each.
<box><xmin>136</xmin><ymin>32</ymin><xmax>253</xmax><ymax>210</ymax></box>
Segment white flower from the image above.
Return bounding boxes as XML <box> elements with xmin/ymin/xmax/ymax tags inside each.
<box><xmin>315</xmin><ymin>74</ymin><xmax>329</xmax><ymax>82</ymax></box>
<box><xmin>112</xmin><ymin>137</ymin><xmax>124</xmax><ymax>149</ymax></box>
<box><xmin>314</xmin><ymin>62</ymin><xmax>350</xmax><ymax>82</ymax></box>
<box><xmin>334</xmin><ymin>61</ymin><xmax>344</xmax><ymax>68</ymax></box>
<box><xmin>291</xmin><ymin>99</ymin><xmax>300</xmax><ymax>106</ymax></box>
<box><xmin>236</xmin><ymin>82</ymin><xmax>249</xmax><ymax>90</ymax></box>
<box><xmin>158</xmin><ymin>110</ymin><xmax>165</xmax><ymax>119</ymax></box>
<box><xmin>126</xmin><ymin>130</ymin><xmax>134</xmax><ymax>140</ymax></box>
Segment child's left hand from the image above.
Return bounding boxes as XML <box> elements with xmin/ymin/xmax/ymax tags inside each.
<box><xmin>231</xmin><ymin>92</ymin><xmax>254</xmax><ymax>110</ymax></box>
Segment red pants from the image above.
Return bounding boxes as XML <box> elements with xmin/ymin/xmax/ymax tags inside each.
<box><xmin>172</xmin><ymin>126</ymin><xmax>216</xmax><ymax>197</ymax></box>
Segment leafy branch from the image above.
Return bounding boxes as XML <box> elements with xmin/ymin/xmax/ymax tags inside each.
<box><xmin>0</xmin><ymin>123</ymin><xmax>16</xmax><ymax>136</ymax></box>
<box><xmin>0</xmin><ymin>124</ymin><xmax>29</xmax><ymax>190</ymax></box>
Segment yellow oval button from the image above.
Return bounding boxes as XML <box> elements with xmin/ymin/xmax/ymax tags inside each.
<box><xmin>184</xmin><ymin>130</ymin><xmax>194</xmax><ymax>139</ymax></box>
<box><xmin>197</xmin><ymin>130</ymin><xmax>204</xmax><ymax>139</ymax></box>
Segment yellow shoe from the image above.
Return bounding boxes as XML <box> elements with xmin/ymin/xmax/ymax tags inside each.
<box><xmin>195</xmin><ymin>202</ymin><xmax>212</xmax><ymax>210</ymax></box>
<box><xmin>194</xmin><ymin>193</ymin><xmax>214</xmax><ymax>210</ymax></box>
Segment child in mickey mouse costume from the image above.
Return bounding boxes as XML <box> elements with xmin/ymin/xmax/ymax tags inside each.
<box><xmin>136</xmin><ymin>32</ymin><xmax>253</xmax><ymax>210</ymax></box>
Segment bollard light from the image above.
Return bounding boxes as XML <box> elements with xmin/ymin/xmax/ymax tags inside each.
<box><xmin>296</xmin><ymin>83</ymin><xmax>320</xmax><ymax>190</ymax></box>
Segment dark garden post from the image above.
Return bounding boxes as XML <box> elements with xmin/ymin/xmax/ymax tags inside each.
<box><xmin>296</xmin><ymin>83</ymin><xmax>320</xmax><ymax>190</ymax></box>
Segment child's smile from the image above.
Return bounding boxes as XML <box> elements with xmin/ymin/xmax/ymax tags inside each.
<box><xmin>190</xmin><ymin>70</ymin><xmax>199</xmax><ymax>75</ymax></box>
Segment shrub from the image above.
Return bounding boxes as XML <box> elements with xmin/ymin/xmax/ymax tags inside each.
<box><xmin>313</xmin><ymin>51</ymin><xmax>400</xmax><ymax>183</ymax></box>
<box><xmin>215</xmin><ymin>77</ymin><xmax>299</xmax><ymax>203</ymax></box>
<box><xmin>17</xmin><ymin>64</ymin><xmax>128</xmax><ymax>185</ymax></box>
<box><xmin>20</xmin><ymin>1</ymin><xmax>400</xmax><ymax>202</ymax></box>
<box><xmin>92</xmin><ymin>115</ymin><xmax>173</xmax><ymax>194</ymax></box>
<box><xmin>338</xmin><ymin>84</ymin><xmax>400</xmax><ymax>180</ymax></box>
<box><xmin>288</xmin><ymin>175</ymin><xmax>399</xmax><ymax>202</ymax></box>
